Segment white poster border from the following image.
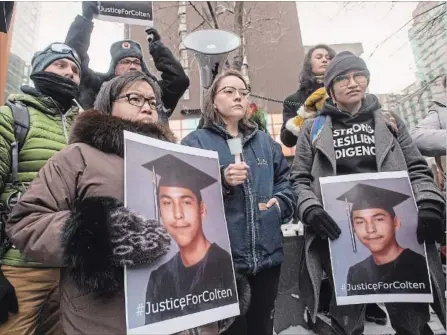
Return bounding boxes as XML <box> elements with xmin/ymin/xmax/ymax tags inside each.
<box><xmin>320</xmin><ymin>171</ymin><xmax>433</xmax><ymax>306</ymax></box>
<box><xmin>123</xmin><ymin>130</ymin><xmax>239</xmax><ymax>333</ymax></box>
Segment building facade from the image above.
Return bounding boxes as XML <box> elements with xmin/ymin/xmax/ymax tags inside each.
<box><xmin>377</xmin><ymin>1</ymin><xmax>446</xmax><ymax>131</ymax></box>
<box><xmin>5</xmin><ymin>2</ymin><xmax>41</xmax><ymax>98</ymax></box>
<box><xmin>129</xmin><ymin>1</ymin><xmax>305</xmax><ymax>156</ymax></box>
<box><xmin>408</xmin><ymin>1</ymin><xmax>446</xmax><ymax>101</ymax></box>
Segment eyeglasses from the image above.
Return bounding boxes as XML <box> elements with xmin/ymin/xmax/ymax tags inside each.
<box><xmin>115</xmin><ymin>93</ymin><xmax>158</xmax><ymax>110</ymax></box>
<box><xmin>43</xmin><ymin>43</ymin><xmax>81</xmax><ymax>64</ymax></box>
<box><xmin>118</xmin><ymin>58</ymin><xmax>142</xmax><ymax>67</ymax></box>
<box><xmin>333</xmin><ymin>70</ymin><xmax>369</xmax><ymax>88</ymax></box>
<box><xmin>217</xmin><ymin>86</ymin><xmax>250</xmax><ymax>98</ymax></box>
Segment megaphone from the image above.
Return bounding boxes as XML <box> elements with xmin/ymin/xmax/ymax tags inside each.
<box><xmin>183</xmin><ymin>29</ymin><xmax>241</xmax><ymax>109</ymax></box>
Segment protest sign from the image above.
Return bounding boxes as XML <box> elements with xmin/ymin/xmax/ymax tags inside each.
<box><xmin>320</xmin><ymin>171</ymin><xmax>433</xmax><ymax>306</ymax></box>
<box><xmin>123</xmin><ymin>131</ymin><xmax>239</xmax><ymax>334</ymax></box>
<box><xmin>98</xmin><ymin>2</ymin><xmax>153</xmax><ymax>27</ymax></box>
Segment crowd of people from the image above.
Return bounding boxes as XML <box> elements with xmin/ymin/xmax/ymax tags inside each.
<box><xmin>0</xmin><ymin>2</ymin><xmax>445</xmax><ymax>335</ymax></box>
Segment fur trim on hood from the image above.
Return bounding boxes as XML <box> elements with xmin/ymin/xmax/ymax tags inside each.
<box><xmin>69</xmin><ymin>109</ymin><xmax>176</xmax><ymax>157</ymax></box>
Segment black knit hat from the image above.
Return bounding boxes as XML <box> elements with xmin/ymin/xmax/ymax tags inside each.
<box><xmin>106</xmin><ymin>40</ymin><xmax>156</xmax><ymax>81</ymax></box>
<box><xmin>31</xmin><ymin>42</ymin><xmax>81</xmax><ymax>76</ymax></box>
<box><xmin>324</xmin><ymin>51</ymin><xmax>368</xmax><ymax>91</ymax></box>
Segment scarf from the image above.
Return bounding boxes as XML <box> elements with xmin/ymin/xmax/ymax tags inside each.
<box><xmin>314</xmin><ymin>73</ymin><xmax>325</xmax><ymax>84</ymax></box>
<box><xmin>30</xmin><ymin>71</ymin><xmax>79</xmax><ymax>111</ymax></box>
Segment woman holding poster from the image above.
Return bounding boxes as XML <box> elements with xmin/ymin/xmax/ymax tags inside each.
<box><xmin>289</xmin><ymin>51</ymin><xmax>446</xmax><ymax>335</ymax></box>
<box><xmin>182</xmin><ymin>69</ymin><xmax>296</xmax><ymax>335</ymax></box>
<box><xmin>4</xmin><ymin>72</ymin><xmax>247</xmax><ymax>335</ymax></box>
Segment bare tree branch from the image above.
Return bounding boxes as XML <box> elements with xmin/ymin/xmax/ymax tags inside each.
<box><xmin>206</xmin><ymin>1</ymin><xmax>220</xmax><ymax>28</ymax></box>
<box><xmin>368</xmin><ymin>2</ymin><xmax>445</xmax><ymax>59</ymax></box>
<box><xmin>188</xmin><ymin>1</ymin><xmax>214</xmax><ymax>28</ymax></box>
<box><xmin>192</xmin><ymin>19</ymin><xmax>207</xmax><ymax>32</ymax></box>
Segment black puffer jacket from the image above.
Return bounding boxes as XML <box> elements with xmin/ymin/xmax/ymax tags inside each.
<box><xmin>65</xmin><ymin>15</ymin><xmax>189</xmax><ymax>119</ymax></box>
<box><xmin>280</xmin><ymin>82</ymin><xmax>323</xmax><ymax>147</ymax></box>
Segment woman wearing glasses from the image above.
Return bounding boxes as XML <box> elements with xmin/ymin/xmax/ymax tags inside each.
<box><xmin>5</xmin><ymin>71</ymin><xmax>249</xmax><ymax>335</ymax></box>
<box><xmin>289</xmin><ymin>51</ymin><xmax>446</xmax><ymax>334</ymax></box>
<box><xmin>182</xmin><ymin>70</ymin><xmax>296</xmax><ymax>335</ymax></box>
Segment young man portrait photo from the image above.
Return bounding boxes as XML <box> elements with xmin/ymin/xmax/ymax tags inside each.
<box><xmin>339</xmin><ymin>184</ymin><xmax>431</xmax><ymax>296</ymax></box>
<box><xmin>142</xmin><ymin>154</ymin><xmax>238</xmax><ymax>324</ymax></box>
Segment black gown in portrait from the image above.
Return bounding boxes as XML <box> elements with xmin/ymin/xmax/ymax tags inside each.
<box><xmin>346</xmin><ymin>248</ymin><xmax>431</xmax><ymax>296</ymax></box>
<box><xmin>145</xmin><ymin>243</ymin><xmax>237</xmax><ymax>324</ymax></box>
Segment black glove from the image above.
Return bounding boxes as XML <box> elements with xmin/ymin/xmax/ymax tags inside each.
<box><xmin>0</xmin><ymin>268</ymin><xmax>18</xmax><ymax>324</ymax></box>
<box><xmin>145</xmin><ymin>27</ymin><xmax>161</xmax><ymax>43</ymax></box>
<box><xmin>417</xmin><ymin>207</ymin><xmax>445</xmax><ymax>245</ymax></box>
<box><xmin>303</xmin><ymin>206</ymin><xmax>341</xmax><ymax>240</ymax></box>
<box><xmin>82</xmin><ymin>1</ymin><xmax>99</xmax><ymax>21</ymax></box>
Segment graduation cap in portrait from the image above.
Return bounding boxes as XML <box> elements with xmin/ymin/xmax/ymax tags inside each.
<box><xmin>142</xmin><ymin>154</ymin><xmax>218</xmax><ymax>223</ymax></box>
<box><xmin>336</xmin><ymin>183</ymin><xmax>411</xmax><ymax>253</ymax></box>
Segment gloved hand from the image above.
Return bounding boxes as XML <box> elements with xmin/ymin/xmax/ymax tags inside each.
<box><xmin>304</xmin><ymin>87</ymin><xmax>329</xmax><ymax>113</ymax></box>
<box><xmin>82</xmin><ymin>1</ymin><xmax>99</xmax><ymax>20</ymax></box>
<box><xmin>0</xmin><ymin>268</ymin><xmax>18</xmax><ymax>324</ymax></box>
<box><xmin>417</xmin><ymin>207</ymin><xmax>445</xmax><ymax>244</ymax></box>
<box><xmin>304</xmin><ymin>206</ymin><xmax>341</xmax><ymax>240</ymax></box>
<box><xmin>145</xmin><ymin>27</ymin><xmax>161</xmax><ymax>43</ymax></box>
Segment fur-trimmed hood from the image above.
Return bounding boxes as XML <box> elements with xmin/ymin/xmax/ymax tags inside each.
<box><xmin>69</xmin><ymin>109</ymin><xmax>176</xmax><ymax>157</ymax></box>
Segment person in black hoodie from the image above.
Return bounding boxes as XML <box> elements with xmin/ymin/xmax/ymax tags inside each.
<box><xmin>280</xmin><ymin>44</ymin><xmax>335</xmax><ymax>148</ymax></box>
<box><xmin>290</xmin><ymin>51</ymin><xmax>446</xmax><ymax>335</ymax></box>
<box><xmin>64</xmin><ymin>1</ymin><xmax>189</xmax><ymax>123</ymax></box>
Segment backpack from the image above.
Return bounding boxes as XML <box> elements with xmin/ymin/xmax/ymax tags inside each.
<box><xmin>4</xmin><ymin>100</ymin><xmax>30</xmax><ymax>183</ymax></box>
<box><xmin>310</xmin><ymin>114</ymin><xmax>326</xmax><ymax>145</ymax></box>
<box><xmin>0</xmin><ymin>100</ymin><xmax>29</xmax><ymax>257</ymax></box>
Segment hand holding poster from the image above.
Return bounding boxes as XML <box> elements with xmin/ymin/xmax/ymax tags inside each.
<box><xmin>98</xmin><ymin>2</ymin><xmax>153</xmax><ymax>27</ymax></box>
<box><xmin>124</xmin><ymin>131</ymin><xmax>239</xmax><ymax>334</ymax></box>
<box><xmin>320</xmin><ymin>171</ymin><xmax>433</xmax><ymax>306</ymax></box>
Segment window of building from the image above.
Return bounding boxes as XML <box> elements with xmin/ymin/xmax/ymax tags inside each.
<box><xmin>169</xmin><ymin>118</ymin><xmax>200</xmax><ymax>141</ymax></box>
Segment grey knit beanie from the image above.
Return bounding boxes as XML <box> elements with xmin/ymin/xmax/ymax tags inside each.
<box><xmin>31</xmin><ymin>43</ymin><xmax>81</xmax><ymax>75</ymax></box>
<box><xmin>324</xmin><ymin>51</ymin><xmax>368</xmax><ymax>91</ymax></box>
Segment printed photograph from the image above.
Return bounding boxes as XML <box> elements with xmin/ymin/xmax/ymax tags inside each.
<box><xmin>320</xmin><ymin>171</ymin><xmax>433</xmax><ymax>306</ymax></box>
<box><xmin>124</xmin><ymin>132</ymin><xmax>239</xmax><ymax>334</ymax></box>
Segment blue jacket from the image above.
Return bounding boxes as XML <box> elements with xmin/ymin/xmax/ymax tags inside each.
<box><xmin>182</xmin><ymin>123</ymin><xmax>296</xmax><ymax>275</ymax></box>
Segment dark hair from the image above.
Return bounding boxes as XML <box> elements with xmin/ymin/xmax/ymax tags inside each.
<box><xmin>94</xmin><ymin>71</ymin><xmax>162</xmax><ymax>115</ymax></box>
<box><xmin>299</xmin><ymin>44</ymin><xmax>336</xmax><ymax>96</ymax></box>
<box><xmin>202</xmin><ymin>69</ymin><xmax>256</xmax><ymax>130</ymax></box>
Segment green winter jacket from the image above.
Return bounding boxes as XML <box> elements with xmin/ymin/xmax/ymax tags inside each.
<box><xmin>0</xmin><ymin>89</ymin><xmax>78</xmax><ymax>267</ymax></box>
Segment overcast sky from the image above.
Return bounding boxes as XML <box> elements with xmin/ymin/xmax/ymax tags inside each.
<box><xmin>33</xmin><ymin>1</ymin><xmax>420</xmax><ymax>94</ymax></box>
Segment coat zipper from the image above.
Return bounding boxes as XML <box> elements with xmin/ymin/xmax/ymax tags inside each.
<box><xmin>241</xmin><ymin>149</ymin><xmax>258</xmax><ymax>274</ymax></box>
<box><xmin>49</xmin><ymin>97</ymin><xmax>69</xmax><ymax>143</ymax></box>
<box><xmin>61</xmin><ymin>114</ymin><xmax>68</xmax><ymax>143</ymax></box>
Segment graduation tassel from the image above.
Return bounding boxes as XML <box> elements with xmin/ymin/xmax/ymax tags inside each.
<box><xmin>345</xmin><ymin>198</ymin><xmax>357</xmax><ymax>253</ymax></box>
<box><xmin>152</xmin><ymin>166</ymin><xmax>159</xmax><ymax>223</ymax></box>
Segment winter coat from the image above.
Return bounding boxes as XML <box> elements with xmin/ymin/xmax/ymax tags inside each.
<box><xmin>6</xmin><ymin>111</ymin><xmax>249</xmax><ymax>335</ymax></box>
<box><xmin>280</xmin><ymin>83</ymin><xmax>323</xmax><ymax>148</ymax></box>
<box><xmin>181</xmin><ymin>122</ymin><xmax>296</xmax><ymax>275</ymax></box>
<box><xmin>289</xmin><ymin>94</ymin><xmax>446</xmax><ymax>326</ymax></box>
<box><xmin>411</xmin><ymin>97</ymin><xmax>446</xmax><ymax>174</ymax></box>
<box><xmin>65</xmin><ymin>15</ymin><xmax>190</xmax><ymax>117</ymax></box>
<box><xmin>0</xmin><ymin>86</ymin><xmax>78</xmax><ymax>267</ymax></box>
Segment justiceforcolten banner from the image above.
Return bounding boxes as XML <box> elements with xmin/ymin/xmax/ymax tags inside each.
<box><xmin>98</xmin><ymin>2</ymin><xmax>153</xmax><ymax>27</ymax></box>
<box><xmin>320</xmin><ymin>171</ymin><xmax>433</xmax><ymax>306</ymax></box>
<box><xmin>123</xmin><ymin>131</ymin><xmax>239</xmax><ymax>334</ymax></box>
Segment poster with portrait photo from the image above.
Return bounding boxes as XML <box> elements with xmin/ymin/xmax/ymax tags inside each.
<box><xmin>123</xmin><ymin>131</ymin><xmax>239</xmax><ymax>334</ymax></box>
<box><xmin>320</xmin><ymin>171</ymin><xmax>433</xmax><ymax>306</ymax></box>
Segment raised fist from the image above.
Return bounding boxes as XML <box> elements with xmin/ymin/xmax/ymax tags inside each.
<box><xmin>145</xmin><ymin>27</ymin><xmax>161</xmax><ymax>43</ymax></box>
<box><xmin>82</xmin><ymin>1</ymin><xmax>99</xmax><ymax>21</ymax></box>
